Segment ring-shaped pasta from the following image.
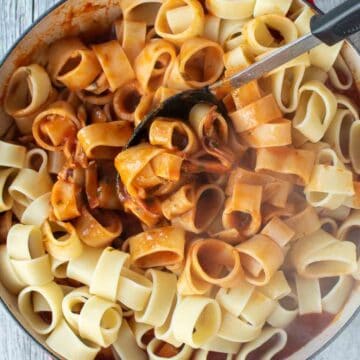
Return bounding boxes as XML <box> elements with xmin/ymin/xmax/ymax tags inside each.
<box><xmin>0</xmin><ymin>245</ymin><xmax>26</xmax><ymax>294</ymax></box>
<box><xmin>178</xmin><ymin>38</ymin><xmax>224</xmax><ymax>87</ymax></box>
<box><xmin>18</xmin><ymin>282</ymin><xmax>63</xmax><ymax>335</ymax></box>
<box><xmin>46</xmin><ymin>319</ymin><xmax>100</xmax><ymax>360</ymax></box>
<box><xmin>190</xmin><ymin>239</ymin><xmax>244</xmax><ymax>287</ymax></box>
<box><xmin>0</xmin><ymin>141</ymin><xmax>26</xmax><ymax>168</ymax></box>
<box><xmin>305</xmin><ymin>149</ymin><xmax>354</xmax><ymax>210</ymax></box>
<box><xmin>172</xmin><ymin>296</ymin><xmax>222</xmax><ymax>348</ymax></box>
<box><xmin>223</xmin><ymin>182</ymin><xmax>262</xmax><ymax>238</ymax></box>
<box><xmin>113</xmin><ymin>81</ymin><xmax>143</xmax><ymax>122</ymax></box>
<box><xmin>7</xmin><ymin>224</ymin><xmax>53</xmax><ymax>286</ymax></box>
<box><xmin>0</xmin><ymin>168</ymin><xmax>17</xmax><ymax>212</ymax></box>
<box><xmin>51</xmin><ymin>179</ymin><xmax>81</xmax><ymax>221</ymax></box>
<box><xmin>243</xmin><ymin>14</ymin><xmax>298</xmax><ymax>56</ymax></box>
<box><xmin>324</xmin><ymin>109</ymin><xmax>356</xmax><ymax>164</ymax></box>
<box><xmin>236</xmin><ymin>234</ymin><xmax>284</xmax><ymax>286</ymax></box>
<box><xmin>77</xmin><ymin>120</ymin><xmax>133</xmax><ymax>159</ymax></box>
<box><xmin>236</xmin><ymin>327</ymin><xmax>287</xmax><ymax>360</ymax></box>
<box><xmin>47</xmin><ymin>37</ymin><xmax>87</xmax><ymax>86</ymax></box>
<box><xmin>293</xmin><ymin>80</ymin><xmax>338</xmax><ymax>143</ymax></box>
<box><xmin>117</xmin><ymin>267</ymin><xmax>153</xmax><ymax>311</ymax></box>
<box><xmin>155</xmin><ymin>0</ymin><xmax>205</xmax><ymax>44</ymax></box>
<box><xmin>42</xmin><ymin>220</ymin><xmax>83</xmax><ymax>261</ymax></box>
<box><xmin>4</xmin><ymin>64</ymin><xmax>52</xmax><ymax>118</ymax></box>
<box><xmin>205</xmin><ymin>0</ymin><xmax>255</xmax><ymax>20</ymax></box>
<box><xmin>92</xmin><ymin>41</ymin><xmax>135</xmax><ymax>92</ymax></box>
<box><xmin>74</xmin><ymin>207</ymin><xmax>123</xmax><ymax>248</ymax></box>
<box><xmin>129</xmin><ymin>226</ymin><xmax>186</xmax><ymax>268</ymax></box>
<box><xmin>135</xmin><ymin>269</ymin><xmax>177</xmax><ymax>327</ymax></box>
<box><xmin>268</xmin><ymin>54</ymin><xmax>310</xmax><ymax>113</ymax></box>
<box><xmin>147</xmin><ymin>338</ymin><xmax>193</xmax><ymax>360</ymax></box>
<box><xmin>135</xmin><ymin>39</ymin><xmax>176</xmax><ymax>93</ymax></box>
<box><xmin>78</xmin><ymin>295</ymin><xmax>123</xmax><ymax>347</ymax></box>
<box><xmin>149</xmin><ymin>118</ymin><xmax>198</xmax><ymax>154</ymax></box>
<box><xmin>172</xmin><ymin>184</ymin><xmax>225</xmax><ymax>234</ymax></box>
<box><xmin>290</xmin><ymin>229</ymin><xmax>357</xmax><ymax>278</ymax></box>
<box><xmin>255</xmin><ymin>146</ymin><xmax>316</xmax><ymax>186</ymax></box>
<box><xmin>122</xmin><ymin>0</ymin><xmax>163</xmax><ymax>25</ymax></box>
<box><xmin>56</xmin><ymin>48</ymin><xmax>102</xmax><ymax>91</ymax></box>
<box><xmin>32</xmin><ymin>101</ymin><xmax>80</xmax><ymax>152</ymax></box>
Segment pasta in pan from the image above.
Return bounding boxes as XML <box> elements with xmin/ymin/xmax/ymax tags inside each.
<box><xmin>0</xmin><ymin>1</ymin><xmax>359</xmax><ymax>359</ymax></box>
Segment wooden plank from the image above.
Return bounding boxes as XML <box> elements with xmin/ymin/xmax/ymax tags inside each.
<box><xmin>0</xmin><ymin>0</ymin><xmax>33</xmax><ymax>59</ymax></box>
<box><xmin>33</xmin><ymin>0</ymin><xmax>59</xmax><ymax>20</ymax></box>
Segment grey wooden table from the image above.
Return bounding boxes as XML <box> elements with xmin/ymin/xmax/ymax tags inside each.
<box><xmin>0</xmin><ymin>0</ymin><xmax>359</xmax><ymax>359</ymax></box>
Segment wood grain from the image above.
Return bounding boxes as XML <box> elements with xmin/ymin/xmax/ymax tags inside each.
<box><xmin>0</xmin><ymin>0</ymin><xmax>359</xmax><ymax>359</ymax></box>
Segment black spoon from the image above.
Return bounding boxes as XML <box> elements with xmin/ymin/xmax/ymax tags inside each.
<box><xmin>126</xmin><ymin>0</ymin><xmax>360</xmax><ymax>148</ymax></box>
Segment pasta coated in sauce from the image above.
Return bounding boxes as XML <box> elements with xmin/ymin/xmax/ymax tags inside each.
<box><xmin>0</xmin><ymin>1</ymin><xmax>359</xmax><ymax>359</ymax></box>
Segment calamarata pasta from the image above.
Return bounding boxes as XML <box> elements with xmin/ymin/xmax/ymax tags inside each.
<box><xmin>0</xmin><ymin>0</ymin><xmax>359</xmax><ymax>359</ymax></box>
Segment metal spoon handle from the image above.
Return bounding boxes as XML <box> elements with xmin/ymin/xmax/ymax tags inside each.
<box><xmin>209</xmin><ymin>0</ymin><xmax>360</xmax><ymax>91</ymax></box>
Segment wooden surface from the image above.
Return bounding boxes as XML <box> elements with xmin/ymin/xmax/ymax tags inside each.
<box><xmin>0</xmin><ymin>0</ymin><xmax>359</xmax><ymax>359</ymax></box>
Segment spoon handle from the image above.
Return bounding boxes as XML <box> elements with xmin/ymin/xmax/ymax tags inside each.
<box><xmin>311</xmin><ymin>0</ymin><xmax>360</xmax><ymax>46</ymax></box>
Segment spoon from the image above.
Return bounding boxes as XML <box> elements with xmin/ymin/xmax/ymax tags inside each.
<box><xmin>126</xmin><ymin>0</ymin><xmax>360</xmax><ymax>148</ymax></box>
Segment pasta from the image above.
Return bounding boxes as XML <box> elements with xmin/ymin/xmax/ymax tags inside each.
<box><xmin>0</xmin><ymin>1</ymin><xmax>359</xmax><ymax>359</ymax></box>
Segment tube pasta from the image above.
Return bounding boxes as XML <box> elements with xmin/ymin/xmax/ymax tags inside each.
<box><xmin>116</xmin><ymin>19</ymin><xmax>147</xmax><ymax>64</ymax></box>
<box><xmin>4</xmin><ymin>64</ymin><xmax>52</xmax><ymax>119</ymax></box>
<box><xmin>329</xmin><ymin>55</ymin><xmax>353</xmax><ymax>90</ymax></box>
<box><xmin>172</xmin><ymin>184</ymin><xmax>225</xmax><ymax>234</ymax></box>
<box><xmin>261</xmin><ymin>217</ymin><xmax>295</xmax><ymax>247</ymax></box>
<box><xmin>201</xmin><ymin>335</ymin><xmax>241</xmax><ymax>354</ymax></box>
<box><xmin>206</xmin><ymin>0</ymin><xmax>255</xmax><ymax>20</ymax></box>
<box><xmin>268</xmin><ymin>54</ymin><xmax>310</xmax><ymax>113</ymax></box>
<box><xmin>46</xmin><ymin>319</ymin><xmax>100</xmax><ymax>360</ymax></box>
<box><xmin>135</xmin><ymin>269</ymin><xmax>177</xmax><ymax>327</ymax></box>
<box><xmin>267</xmin><ymin>293</ymin><xmax>298</xmax><ymax>329</ymax></box>
<box><xmin>77</xmin><ymin>121</ymin><xmax>133</xmax><ymax>159</ymax></box>
<box><xmin>305</xmin><ymin>148</ymin><xmax>354</xmax><ymax>209</ymax></box>
<box><xmin>230</xmin><ymin>94</ymin><xmax>282</xmax><ymax>133</ymax></box>
<box><xmin>93</xmin><ymin>41</ymin><xmax>135</xmax><ymax>92</ymax></box>
<box><xmin>63</xmin><ymin>288</ymin><xmax>123</xmax><ymax>347</ymax></box>
<box><xmin>0</xmin><ymin>168</ymin><xmax>17</xmax><ymax>211</ymax></box>
<box><xmin>42</xmin><ymin>220</ymin><xmax>83</xmax><ymax>261</ymax></box>
<box><xmin>113</xmin><ymin>319</ymin><xmax>147</xmax><ymax>360</ymax></box>
<box><xmin>203</xmin><ymin>14</ymin><xmax>221</xmax><ymax>42</ymax></box>
<box><xmin>32</xmin><ymin>101</ymin><xmax>80</xmax><ymax>152</ymax></box>
<box><xmin>74</xmin><ymin>207</ymin><xmax>122</xmax><ymax>248</ymax></box>
<box><xmin>259</xmin><ymin>271</ymin><xmax>291</xmax><ymax>300</ymax></box>
<box><xmin>350</xmin><ymin>120</ymin><xmax>360</xmax><ymax>174</ymax></box>
<box><xmin>0</xmin><ymin>141</ymin><xmax>26</xmax><ymax>168</ymax></box>
<box><xmin>155</xmin><ymin>0</ymin><xmax>205</xmax><ymax>44</ymax></box>
<box><xmin>7</xmin><ymin>224</ymin><xmax>53</xmax><ymax>286</ymax></box>
<box><xmin>236</xmin><ymin>235</ymin><xmax>284</xmax><ymax>286</ymax></box>
<box><xmin>129</xmin><ymin>318</ymin><xmax>154</xmax><ymax>349</ymax></box>
<box><xmin>178</xmin><ymin>38</ymin><xmax>224</xmax><ymax>87</ymax></box>
<box><xmin>291</xmin><ymin>229</ymin><xmax>357</xmax><ymax>278</ymax></box>
<box><xmin>256</xmin><ymin>146</ymin><xmax>316</xmax><ymax>185</ymax></box>
<box><xmin>235</xmin><ymin>327</ymin><xmax>287</xmax><ymax>360</ymax></box>
<box><xmin>0</xmin><ymin>245</ymin><xmax>26</xmax><ymax>294</ymax></box>
<box><xmin>149</xmin><ymin>118</ymin><xmax>198</xmax><ymax>154</ymax></box>
<box><xmin>243</xmin><ymin>14</ymin><xmax>298</xmax><ymax>56</ymax></box>
<box><xmin>295</xmin><ymin>275</ymin><xmax>322</xmax><ymax>314</ymax></box>
<box><xmin>135</xmin><ymin>39</ymin><xmax>176</xmax><ymax>92</ymax></box>
<box><xmin>223</xmin><ymin>183</ymin><xmax>262</xmax><ymax>237</ymax></box>
<box><xmin>172</xmin><ymin>296</ymin><xmax>221</xmax><ymax>348</ymax></box>
<box><xmin>51</xmin><ymin>179</ymin><xmax>81</xmax><ymax>221</ymax></box>
<box><xmin>321</xmin><ymin>276</ymin><xmax>354</xmax><ymax>314</ymax></box>
<box><xmin>122</xmin><ymin>0</ymin><xmax>162</xmax><ymax>25</ymax></box>
<box><xmin>129</xmin><ymin>226</ymin><xmax>185</xmax><ymax>268</ymax></box>
<box><xmin>21</xmin><ymin>192</ymin><xmax>51</xmax><ymax>226</ymax></box>
<box><xmin>147</xmin><ymin>338</ymin><xmax>193</xmax><ymax>360</ymax></box>
<box><xmin>337</xmin><ymin>210</ymin><xmax>360</xmax><ymax>280</ymax></box>
<box><xmin>113</xmin><ymin>81</ymin><xmax>143</xmax><ymax>122</ymax></box>
<box><xmin>324</xmin><ymin>109</ymin><xmax>356</xmax><ymax>164</ymax></box>
<box><xmin>18</xmin><ymin>282</ymin><xmax>63</xmax><ymax>334</ymax></box>
<box><xmin>253</xmin><ymin>0</ymin><xmax>292</xmax><ymax>17</ymax></box>
<box><xmin>293</xmin><ymin>81</ymin><xmax>337</xmax><ymax>142</ymax></box>
<box><xmin>50</xmin><ymin>256</ymin><xmax>68</xmax><ymax>279</ymax></box>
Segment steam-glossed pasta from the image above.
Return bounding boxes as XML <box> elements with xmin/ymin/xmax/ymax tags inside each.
<box><xmin>0</xmin><ymin>0</ymin><xmax>359</xmax><ymax>359</ymax></box>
